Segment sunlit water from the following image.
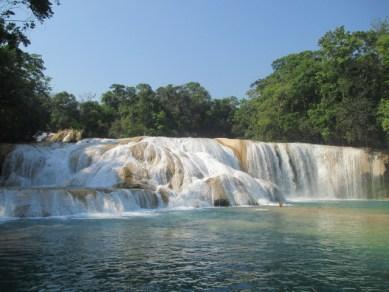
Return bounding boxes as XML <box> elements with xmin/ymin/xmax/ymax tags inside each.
<box><xmin>0</xmin><ymin>201</ymin><xmax>388</xmax><ymax>291</ymax></box>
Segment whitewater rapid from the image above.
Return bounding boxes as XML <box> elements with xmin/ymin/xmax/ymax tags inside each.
<box><xmin>0</xmin><ymin>137</ymin><xmax>388</xmax><ymax>217</ymax></box>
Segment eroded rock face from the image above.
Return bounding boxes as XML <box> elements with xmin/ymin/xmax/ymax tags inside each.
<box><xmin>216</xmin><ymin>138</ymin><xmax>249</xmax><ymax>171</ymax></box>
<box><xmin>114</xmin><ymin>140</ymin><xmax>185</xmax><ymax>192</ymax></box>
<box><xmin>205</xmin><ymin>176</ymin><xmax>230</xmax><ymax>206</ymax></box>
<box><xmin>116</xmin><ymin>163</ymin><xmax>152</xmax><ymax>190</ymax></box>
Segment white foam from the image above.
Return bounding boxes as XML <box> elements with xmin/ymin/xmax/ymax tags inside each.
<box><xmin>0</xmin><ymin>137</ymin><xmax>387</xmax><ymax>217</ymax></box>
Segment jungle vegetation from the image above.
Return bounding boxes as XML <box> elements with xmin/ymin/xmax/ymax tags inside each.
<box><xmin>0</xmin><ymin>1</ymin><xmax>388</xmax><ymax>148</ymax></box>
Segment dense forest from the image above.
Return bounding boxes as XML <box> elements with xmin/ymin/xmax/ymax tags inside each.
<box><xmin>0</xmin><ymin>1</ymin><xmax>388</xmax><ymax>148</ymax></box>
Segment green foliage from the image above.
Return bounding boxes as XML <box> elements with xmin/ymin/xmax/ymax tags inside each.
<box><xmin>107</xmin><ymin>83</ymin><xmax>162</xmax><ymax>137</ymax></box>
<box><xmin>238</xmin><ymin>51</ymin><xmax>322</xmax><ymax>143</ymax></box>
<box><xmin>236</xmin><ymin>24</ymin><xmax>389</xmax><ymax>148</ymax></box>
<box><xmin>48</xmin><ymin>92</ymin><xmax>114</xmax><ymax>138</ymax></box>
<box><xmin>101</xmin><ymin>84</ymin><xmax>135</xmax><ymax>110</ymax></box>
<box><xmin>232</xmin><ymin>98</ymin><xmax>257</xmax><ymax>138</ymax></box>
<box><xmin>378</xmin><ymin>98</ymin><xmax>389</xmax><ymax>134</ymax></box>
<box><xmin>44</xmin><ymin>22</ymin><xmax>387</xmax><ymax>146</ymax></box>
<box><xmin>0</xmin><ymin>0</ymin><xmax>55</xmax><ymax>142</ymax></box>
<box><xmin>1</xmin><ymin>7</ymin><xmax>388</xmax><ymax>149</ymax></box>
<box><xmin>155</xmin><ymin>82</ymin><xmax>212</xmax><ymax>136</ymax></box>
<box><xmin>0</xmin><ymin>0</ymin><xmax>55</xmax><ymax>49</ymax></box>
<box><xmin>79</xmin><ymin>101</ymin><xmax>111</xmax><ymax>138</ymax></box>
<box><xmin>102</xmin><ymin>82</ymin><xmax>237</xmax><ymax>138</ymax></box>
<box><xmin>49</xmin><ymin>92</ymin><xmax>80</xmax><ymax>131</ymax></box>
<box><xmin>207</xmin><ymin>97</ymin><xmax>239</xmax><ymax>137</ymax></box>
<box><xmin>0</xmin><ymin>47</ymin><xmax>50</xmax><ymax>142</ymax></box>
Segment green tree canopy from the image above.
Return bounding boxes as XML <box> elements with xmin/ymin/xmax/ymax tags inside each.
<box><xmin>49</xmin><ymin>92</ymin><xmax>80</xmax><ymax>131</ymax></box>
<box><xmin>236</xmin><ymin>23</ymin><xmax>389</xmax><ymax>148</ymax></box>
<box><xmin>0</xmin><ymin>0</ymin><xmax>56</xmax><ymax>142</ymax></box>
<box><xmin>0</xmin><ymin>0</ymin><xmax>55</xmax><ymax>48</ymax></box>
<box><xmin>0</xmin><ymin>48</ymin><xmax>50</xmax><ymax>141</ymax></box>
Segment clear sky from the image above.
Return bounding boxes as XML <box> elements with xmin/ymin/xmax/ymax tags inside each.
<box><xmin>25</xmin><ymin>0</ymin><xmax>389</xmax><ymax>100</ymax></box>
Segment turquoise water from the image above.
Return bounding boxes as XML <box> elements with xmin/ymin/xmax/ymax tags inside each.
<box><xmin>0</xmin><ymin>201</ymin><xmax>388</xmax><ymax>291</ymax></box>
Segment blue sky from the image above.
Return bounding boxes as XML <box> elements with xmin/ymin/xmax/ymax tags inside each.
<box><xmin>26</xmin><ymin>0</ymin><xmax>389</xmax><ymax>99</ymax></box>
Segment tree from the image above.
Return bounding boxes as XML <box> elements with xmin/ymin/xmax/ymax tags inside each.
<box><xmin>100</xmin><ymin>82</ymin><xmax>238</xmax><ymax>139</ymax></box>
<box><xmin>79</xmin><ymin>101</ymin><xmax>111</xmax><ymax>138</ymax></box>
<box><xmin>235</xmin><ymin>24</ymin><xmax>389</xmax><ymax>148</ymax></box>
<box><xmin>0</xmin><ymin>48</ymin><xmax>50</xmax><ymax>142</ymax></box>
<box><xmin>0</xmin><ymin>0</ymin><xmax>55</xmax><ymax>49</ymax></box>
<box><xmin>237</xmin><ymin>51</ymin><xmax>322</xmax><ymax>142</ymax></box>
<box><xmin>101</xmin><ymin>84</ymin><xmax>136</xmax><ymax>110</ymax></box>
<box><xmin>315</xmin><ymin>26</ymin><xmax>385</xmax><ymax>146</ymax></box>
<box><xmin>378</xmin><ymin>98</ymin><xmax>389</xmax><ymax>135</ymax></box>
<box><xmin>232</xmin><ymin>98</ymin><xmax>256</xmax><ymax>138</ymax></box>
<box><xmin>206</xmin><ymin>97</ymin><xmax>239</xmax><ymax>137</ymax></box>
<box><xmin>49</xmin><ymin>92</ymin><xmax>80</xmax><ymax>131</ymax></box>
<box><xmin>178</xmin><ymin>82</ymin><xmax>211</xmax><ymax>136</ymax></box>
<box><xmin>155</xmin><ymin>82</ymin><xmax>212</xmax><ymax>136</ymax></box>
<box><xmin>155</xmin><ymin>84</ymin><xmax>189</xmax><ymax>135</ymax></box>
<box><xmin>0</xmin><ymin>0</ymin><xmax>56</xmax><ymax>142</ymax></box>
<box><xmin>105</xmin><ymin>83</ymin><xmax>168</xmax><ymax>137</ymax></box>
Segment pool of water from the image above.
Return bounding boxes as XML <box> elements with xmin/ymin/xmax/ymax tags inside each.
<box><xmin>0</xmin><ymin>201</ymin><xmax>389</xmax><ymax>291</ymax></box>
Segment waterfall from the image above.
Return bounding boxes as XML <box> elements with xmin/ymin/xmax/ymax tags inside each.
<box><xmin>0</xmin><ymin>137</ymin><xmax>388</xmax><ymax>217</ymax></box>
<box><xmin>244</xmin><ymin>142</ymin><xmax>388</xmax><ymax>199</ymax></box>
<box><xmin>0</xmin><ymin>188</ymin><xmax>165</xmax><ymax>218</ymax></box>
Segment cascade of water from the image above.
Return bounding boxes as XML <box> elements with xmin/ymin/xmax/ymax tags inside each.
<box><xmin>246</xmin><ymin>143</ymin><xmax>318</xmax><ymax>196</ymax></box>
<box><xmin>245</xmin><ymin>142</ymin><xmax>388</xmax><ymax>199</ymax></box>
<box><xmin>0</xmin><ymin>188</ymin><xmax>165</xmax><ymax>217</ymax></box>
<box><xmin>0</xmin><ymin>137</ymin><xmax>387</xmax><ymax>217</ymax></box>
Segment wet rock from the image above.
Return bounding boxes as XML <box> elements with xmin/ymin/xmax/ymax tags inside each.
<box><xmin>36</xmin><ymin>129</ymin><xmax>83</xmax><ymax>143</ymax></box>
<box><xmin>216</xmin><ymin>138</ymin><xmax>249</xmax><ymax>171</ymax></box>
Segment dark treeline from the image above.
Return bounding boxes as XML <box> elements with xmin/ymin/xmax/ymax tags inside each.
<box><xmin>0</xmin><ymin>1</ymin><xmax>388</xmax><ymax>148</ymax></box>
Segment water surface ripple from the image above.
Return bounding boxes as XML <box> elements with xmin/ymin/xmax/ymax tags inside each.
<box><xmin>0</xmin><ymin>201</ymin><xmax>388</xmax><ymax>291</ymax></box>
